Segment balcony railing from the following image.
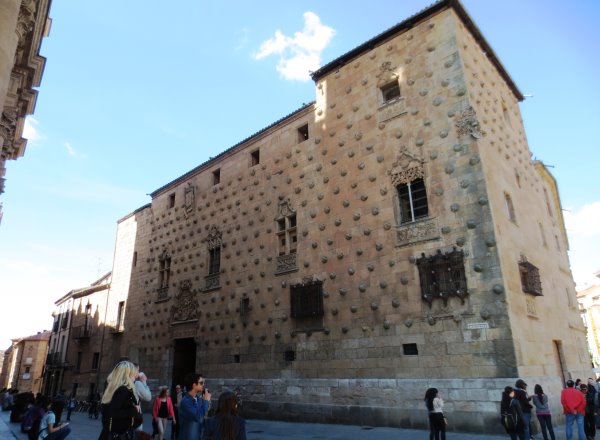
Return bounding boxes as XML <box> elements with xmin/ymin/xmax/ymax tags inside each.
<box><xmin>109</xmin><ymin>320</ymin><xmax>124</xmax><ymax>334</ymax></box>
<box><xmin>45</xmin><ymin>352</ymin><xmax>61</xmax><ymax>366</ymax></box>
<box><xmin>204</xmin><ymin>273</ymin><xmax>220</xmax><ymax>291</ymax></box>
<box><xmin>157</xmin><ymin>286</ymin><xmax>169</xmax><ymax>302</ymax></box>
<box><xmin>72</xmin><ymin>325</ymin><xmax>92</xmax><ymax>339</ymax></box>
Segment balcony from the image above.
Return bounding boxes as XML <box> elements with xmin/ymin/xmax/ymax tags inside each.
<box><xmin>72</xmin><ymin>325</ymin><xmax>92</xmax><ymax>340</ymax></box>
<box><xmin>109</xmin><ymin>320</ymin><xmax>124</xmax><ymax>334</ymax></box>
<box><xmin>204</xmin><ymin>273</ymin><xmax>220</xmax><ymax>291</ymax></box>
<box><xmin>45</xmin><ymin>352</ymin><xmax>61</xmax><ymax>366</ymax></box>
<box><xmin>156</xmin><ymin>286</ymin><xmax>169</xmax><ymax>302</ymax></box>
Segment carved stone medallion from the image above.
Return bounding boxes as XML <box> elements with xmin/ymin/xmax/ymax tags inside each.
<box><xmin>171</xmin><ymin>280</ymin><xmax>198</xmax><ymax>323</ymax></box>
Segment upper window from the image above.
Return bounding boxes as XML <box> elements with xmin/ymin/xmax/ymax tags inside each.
<box><xmin>297</xmin><ymin>124</ymin><xmax>309</xmax><ymax>143</ymax></box>
<box><xmin>380</xmin><ymin>80</ymin><xmax>401</xmax><ymax>103</ymax></box>
<box><xmin>251</xmin><ymin>149</ymin><xmax>260</xmax><ymax>166</ymax></box>
<box><xmin>519</xmin><ymin>258</ymin><xmax>543</xmax><ymax>296</ymax></box>
<box><xmin>208</xmin><ymin>246</ymin><xmax>221</xmax><ymax>275</ymax></box>
<box><xmin>417</xmin><ymin>248</ymin><xmax>468</xmax><ymax>306</ymax></box>
<box><xmin>158</xmin><ymin>252</ymin><xmax>171</xmax><ymax>290</ymax></box>
<box><xmin>169</xmin><ymin>193</ymin><xmax>175</xmax><ymax>209</ymax></box>
<box><xmin>277</xmin><ymin>213</ymin><xmax>297</xmax><ymax>256</ymax></box>
<box><xmin>504</xmin><ymin>192</ymin><xmax>516</xmax><ymax>223</ymax></box>
<box><xmin>397</xmin><ymin>178</ymin><xmax>428</xmax><ymax>224</ymax></box>
<box><xmin>212</xmin><ymin>169</ymin><xmax>221</xmax><ymax>186</ymax></box>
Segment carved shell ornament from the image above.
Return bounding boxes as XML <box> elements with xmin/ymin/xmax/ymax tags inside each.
<box><xmin>172</xmin><ymin>280</ymin><xmax>198</xmax><ymax>322</ymax></box>
<box><xmin>207</xmin><ymin>225</ymin><xmax>222</xmax><ymax>250</ymax></box>
<box><xmin>276</xmin><ymin>198</ymin><xmax>295</xmax><ymax>219</ymax></box>
<box><xmin>387</xmin><ymin>146</ymin><xmax>425</xmax><ymax>186</ymax></box>
<box><xmin>455</xmin><ymin>105</ymin><xmax>485</xmax><ymax>139</ymax></box>
<box><xmin>183</xmin><ymin>182</ymin><xmax>196</xmax><ymax>217</ymax></box>
<box><xmin>376</xmin><ymin>61</ymin><xmax>398</xmax><ymax>85</ymax></box>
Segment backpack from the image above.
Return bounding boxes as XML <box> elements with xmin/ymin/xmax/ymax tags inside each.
<box><xmin>500</xmin><ymin>411</ymin><xmax>518</xmax><ymax>432</ymax></box>
<box><xmin>21</xmin><ymin>406</ymin><xmax>38</xmax><ymax>432</ymax></box>
<box><xmin>28</xmin><ymin>411</ymin><xmax>48</xmax><ymax>440</ymax></box>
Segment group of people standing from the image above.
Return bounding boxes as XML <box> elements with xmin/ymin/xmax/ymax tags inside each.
<box><xmin>97</xmin><ymin>360</ymin><xmax>247</xmax><ymax>440</ymax></box>
<box><xmin>501</xmin><ymin>377</ymin><xmax>600</xmax><ymax>440</ymax></box>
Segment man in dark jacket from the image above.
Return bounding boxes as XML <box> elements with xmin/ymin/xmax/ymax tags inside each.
<box><xmin>514</xmin><ymin>379</ymin><xmax>533</xmax><ymax>440</ymax></box>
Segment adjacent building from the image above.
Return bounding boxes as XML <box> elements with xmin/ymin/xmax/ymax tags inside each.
<box><xmin>48</xmin><ymin>0</ymin><xmax>589</xmax><ymax>432</ymax></box>
<box><xmin>577</xmin><ymin>272</ymin><xmax>600</xmax><ymax>368</ymax></box>
<box><xmin>42</xmin><ymin>273</ymin><xmax>128</xmax><ymax>400</ymax></box>
<box><xmin>0</xmin><ymin>0</ymin><xmax>52</xmax><ymax>220</ymax></box>
<box><xmin>0</xmin><ymin>331</ymin><xmax>50</xmax><ymax>393</ymax></box>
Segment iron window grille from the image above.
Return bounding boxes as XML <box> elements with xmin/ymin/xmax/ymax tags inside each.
<box><xmin>417</xmin><ymin>248</ymin><xmax>468</xmax><ymax>307</ymax></box>
<box><xmin>290</xmin><ymin>281</ymin><xmax>324</xmax><ymax>319</ymax></box>
<box><xmin>519</xmin><ymin>260</ymin><xmax>543</xmax><ymax>296</ymax></box>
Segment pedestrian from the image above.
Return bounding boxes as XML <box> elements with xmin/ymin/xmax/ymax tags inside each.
<box><xmin>52</xmin><ymin>390</ymin><xmax>67</xmax><ymax>424</ymax></box>
<box><xmin>153</xmin><ymin>386</ymin><xmax>176</xmax><ymax>440</ymax></box>
<box><xmin>133</xmin><ymin>363</ymin><xmax>151</xmax><ymax>433</ymax></box>
<box><xmin>514</xmin><ymin>379</ymin><xmax>533</xmax><ymax>440</ymax></box>
<box><xmin>97</xmin><ymin>360</ymin><xmax>143</xmax><ymax>440</ymax></box>
<box><xmin>581</xmin><ymin>382</ymin><xmax>596</xmax><ymax>440</ymax></box>
<box><xmin>500</xmin><ymin>386</ymin><xmax>525</xmax><ymax>440</ymax></box>
<box><xmin>66</xmin><ymin>395</ymin><xmax>76</xmax><ymax>422</ymax></box>
<box><xmin>38</xmin><ymin>396</ymin><xmax>71</xmax><ymax>440</ymax></box>
<box><xmin>178</xmin><ymin>373</ymin><xmax>211</xmax><ymax>440</ymax></box>
<box><xmin>172</xmin><ymin>385</ymin><xmax>182</xmax><ymax>440</ymax></box>
<box><xmin>424</xmin><ymin>387</ymin><xmax>446</xmax><ymax>440</ymax></box>
<box><xmin>562</xmin><ymin>379</ymin><xmax>586</xmax><ymax>440</ymax></box>
<box><xmin>532</xmin><ymin>384</ymin><xmax>555</xmax><ymax>440</ymax></box>
<box><xmin>201</xmin><ymin>390</ymin><xmax>246</xmax><ymax>440</ymax></box>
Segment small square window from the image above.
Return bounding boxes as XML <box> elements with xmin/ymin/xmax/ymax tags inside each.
<box><xmin>284</xmin><ymin>350</ymin><xmax>296</xmax><ymax>362</ymax></box>
<box><xmin>212</xmin><ymin>169</ymin><xmax>220</xmax><ymax>185</ymax></box>
<box><xmin>297</xmin><ymin>124</ymin><xmax>309</xmax><ymax>143</ymax></box>
<box><xmin>169</xmin><ymin>193</ymin><xmax>176</xmax><ymax>208</ymax></box>
<box><xmin>233</xmin><ymin>354</ymin><xmax>241</xmax><ymax>363</ymax></box>
<box><xmin>381</xmin><ymin>81</ymin><xmax>401</xmax><ymax>103</ymax></box>
<box><xmin>403</xmin><ymin>343</ymin><xmax>418</xmax><ymax>356</ymax></box>
<box><xmin>251</xmin><ymin>149</ymin><xmax>260</xmax><ymax>166</ymax></box>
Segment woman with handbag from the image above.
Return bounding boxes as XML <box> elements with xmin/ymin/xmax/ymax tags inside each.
<box><xmin>152</xmin><ymin>386</ymin><xmax>176</xmax><ymax>440</ymax></box>
<box><xmin>98</xmin><ymin>361</ymin><xmax>143</xmax><ymax>440</ymax></box>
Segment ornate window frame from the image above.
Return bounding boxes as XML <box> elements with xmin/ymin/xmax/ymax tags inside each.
<box><xmin>416</xmin><ymin>248</ymin><xmax>468</xmax><ymax>307</ymax></box>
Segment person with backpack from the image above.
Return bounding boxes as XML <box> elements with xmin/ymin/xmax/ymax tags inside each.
<box><xmin>35</xmin><ymin>396</ymin><xmax>71</xmax><ymax>440</ymax></box>
<box><xmin>21</xmin><ymin>395</ymin><xmax>46</xmax><ymax>435</ymax></box>
<box><xmin>532</xmin><ymin>384</ymin><xmax>556</xmax><ymax>440</ymax></box>
<box><xmin>500</xmin><ymin>386</ymin><xmax>525</xmax><ymax>440</ymax></box>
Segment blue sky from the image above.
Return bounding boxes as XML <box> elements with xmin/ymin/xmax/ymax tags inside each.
<box><xmin>1</xmin><ymin>0</ymin><xmax>599</xmax><ymax>348</ymax></box>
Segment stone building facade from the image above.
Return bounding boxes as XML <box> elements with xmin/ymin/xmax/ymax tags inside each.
<box><xmin>0</xmin><ymin>331</ymin><xmax>49</xmax><ymax>394</ymax></box>
<box><xmin>577</xmin><ymin>273</ymin><xmax>600</xmax><ymax>368</ymax></box>
<box><xmin>0</xmin><ymin>0</ymin><xmax>51</xmax><ymax>219</ymax></box>
<box><xmin>99</xmin><ymin>0</ymin><xmax>588</xmax><ymax>433</ymax></box>
<box><xmin>42</xmin><ymin>273</ymin><xmax>133</xmax><ymax>400</ymax></box>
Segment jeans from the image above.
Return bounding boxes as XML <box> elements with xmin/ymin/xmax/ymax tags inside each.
<box><xmin>46</xmin><ymin>425</ymin><xmax>71</xmax><ymax>440</ymax></box>
<box><xmin>523</xmin><ymin>412</ymin><xmax>531</xmax><ymax>440</ymax></box>
<box><xmin>565</xmin><ymin>413</ymin><xmax>585</xmax><ymax>440</ymax></box>
<box><xmin>508</xmin><ymin>432</ymin><xmax>525</xmax><ymax>440</ymax></box>
<box><xmin>536</xmin><ymin>414</ymin><xmax>556</xmax><ymax>440</ymax></box>
<box><xmin>429</xmin><ymin>412</ymin><xmax>446</xmax><ymax>440</ymax></box>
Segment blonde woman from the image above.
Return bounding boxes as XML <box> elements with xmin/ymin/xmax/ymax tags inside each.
<box><xmin>152</xmin><ymin>386</ymin><xmax>176</xmax><ymax>440</ymax></box>
<box><xmin>98</xmin><ymin>361</ymin><xmax>143</xmax><ymax>440</ymax></box>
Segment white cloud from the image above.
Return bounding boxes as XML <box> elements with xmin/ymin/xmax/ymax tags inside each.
<box><xmin>23</xmin><ymin>117</ymin><xmax>45</xmax><ymax>144</ymax></box>
<box><xmin>254</xmin><ymin>12</ymin><xmax>335</xmax><ymax>82</ymax></box>
<box><xmin>565</xmin><ymin>201</ymin><xmax>600</xmax><ymax>289</ymax></box>
<box><xmin>65</xmin><ymin>141</ymin><xmax>76</xmax><ymax>156</ymax></box>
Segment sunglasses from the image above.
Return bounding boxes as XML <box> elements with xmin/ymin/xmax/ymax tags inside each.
<box><xmin>197</xmin><ymin>381</ymin><xmax>204</xmax><ymax>385</ymax></box>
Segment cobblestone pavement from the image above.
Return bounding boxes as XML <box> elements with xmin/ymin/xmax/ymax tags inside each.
<box><xmin>1</xmin><ymin>408</ymin><xmax>567</xmax><ymax>440</ymax></box>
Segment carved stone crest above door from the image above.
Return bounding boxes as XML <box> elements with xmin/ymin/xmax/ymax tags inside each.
<box><xmin>171</xmin><ymin>280</ymin><xmax>198</xmax><ymax>324</ymax></box>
